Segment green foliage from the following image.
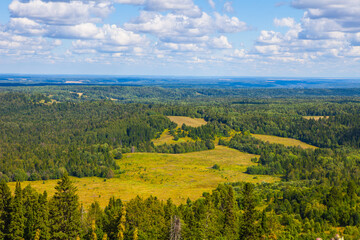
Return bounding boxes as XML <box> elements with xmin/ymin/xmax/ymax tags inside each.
<box><xmin>1</xmin><ymin>87</ymin><xmax>360</xmax><ymax>239</ymax></box>
<box><xmin>49</xmin><ymin>173</ymin><xmax>81</xmax><ymax>239</ymax></box>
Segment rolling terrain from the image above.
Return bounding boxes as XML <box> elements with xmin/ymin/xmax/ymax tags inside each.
<box><xmin>8</xmin><ymin>145</ymin><xmax>279</xmax><ymax>207</ymax></box>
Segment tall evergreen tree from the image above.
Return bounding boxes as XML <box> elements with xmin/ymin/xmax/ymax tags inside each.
<box><xmin>0</xmin><ymin>180</ymin><xmax>12</xmax><ymax>239</ymax></box>
<box><xmin>49</xmin><ymin>173</ymin><xmax>81</xmax><ymax>239</ymax></box>
<box><xmin>239</xmin><ymin>183</ymin><xmax>260</xmax><ymax>240</ymax></box>
<box><xmin>8</xmin><ymin>182</ymin><xmax>25</xmax><ymax>240</ymax></box>
<box><xmin>38</xmin><ymin>191</ymin><xmax>50</xmax><ymax>240</ymax></box>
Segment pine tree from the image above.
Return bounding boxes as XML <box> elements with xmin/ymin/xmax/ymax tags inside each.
<box><xmin>8</xmin><ymin>182</ymin><xmax>25</xmax><ymax>240</ymax></box>
<box><xmin>103</xmin><ymin>197</ymin><xmax>122</xmax><ymax>240</ymax></box>
<box><xmin>117</xmin><ymin>206</ymin><xmax>126</xmax><ymax>240</ymax></box>
<box><xmin>38</xmin><ymin>191</ymin><xmax>50</xmax><ymax>240</ymax></box>
<box><xmin>49</xmin><ymin>173</ymin><xmax>81</xmax><ymax>240</ymax></box>
<box><xmin>222</xmin><ymin>185</ymin><xmax>237</xmax><ymax>239</ymax></box>
<box><xmin>0</xmin><ymin>180</ymin><xmax>12</xmax><ymax>239</ymax></box>
<box><xmin>239</xmin><ymin>183</ymin><xmax>260</xmax><ymax>240</ymax></box>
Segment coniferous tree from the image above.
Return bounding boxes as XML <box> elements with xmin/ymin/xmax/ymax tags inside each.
<box><xmin>49</xmin><ymin>173</ymin><xmax>81</xmax><ymax>240</ymax></box>
<box><xmin>103</xmin><ymin>197</ymin><xmax>122</xmax><ymax>239</ymax></box>
<box><xmin>8</xmin><ymin>182</ymin><xmax>25</xmax><ymax>240</ymax></box>
<box><xmin>0</xmin><ymin>180</ymin><xmax>12</xmax><ymax>239</ymax></box>
<box><xmin>38</xmin><ymin>191</ymin><xmax>50</xmax><ymax>240</ymax></box>
<box><xmin>239</xmin><ymin>183</ymin><xmax>260</xmax><ymax>240</ymax></box>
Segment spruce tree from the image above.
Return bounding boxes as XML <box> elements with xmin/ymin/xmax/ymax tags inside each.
<box><xmin>38</xmin><ymin>191</ymin><xmax>50</xmax><ymax>240</ymax></box>
<box><xmin>8</xmin><ymin>182</ymin><xmax>25</xmax><ymax>240</ymax></box>
<box><xmin>49</xmin><ymin>173</ymin><xmax>81</xmax><ymax>239</ymax></box>
<box><xmin>239</xmin><ymin>183</ymin><xmax>260</xmax><ymax>240</ymax></box>
<box><xmin>0</xmin><ymin>180</ymin><xmax>12</xmax><ymax>239</ymax></box>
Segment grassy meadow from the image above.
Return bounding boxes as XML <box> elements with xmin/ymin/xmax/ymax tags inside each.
<box><xmin>9</xmin><ymin>116</ymin><xmax>317</xmax><ymax>209</ymax></box>
<box><xmin>167</xmin><ymin>116</ymin><xmax>207</xmax><ymax>127</ymax></box>
<box><xmin>252</xmin><ymin>134</ymin><xmax>317</xmax><ymax>149</ymax></box>
<box><xmin>152</xmin><ymin>129</ymin><xmax>195</xmax><ymax>146</ymax></box>
<box><xmin>8</xmin><ymin>146</ymin><xmax>279</xmax><ymax>208</ymax></box>
<box><xmin>303</xmin><ymin>116</ymin><xmax>329</xmax><ymax>120</ymax></box>
<box><xmin>153</xmin><ymin>116</ymin><xmax>206</xmax><ymax>145</ymax></box>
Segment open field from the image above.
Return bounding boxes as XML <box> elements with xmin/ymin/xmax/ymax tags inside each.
<box><xmin>8</xmin><ymin>146</ymin><xmax>279</xmax><ymax>208</ymax></box>
<box><xmin>152</xmin><ymin>129</ymin><xmax>195</xmax><ymax>146</ymax></box>
<box><xmin>252</xmin><ymin>134</ymin><xmax>317</xmax><ymax>149</ymax></box>
<box><xmin>167</xmin><ymin>116</ymin><xmax>207</xmax><ymax>127</ymax></box>
<box><xmin>303</xmin><ymin>116</ymin><xmax>329</xmax><ymax>120</ymax></box>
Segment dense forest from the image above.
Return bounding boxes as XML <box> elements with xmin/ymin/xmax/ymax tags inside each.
<box><xmin>1</xmin><ymin>86</ymin><xmax>360</xmax><ymax>239</ymax></box>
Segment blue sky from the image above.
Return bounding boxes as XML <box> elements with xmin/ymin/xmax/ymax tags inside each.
<box><xmin>0</xmin><ymin>0</ymin><xmax>360</xmax><ymax>77</ymax></box>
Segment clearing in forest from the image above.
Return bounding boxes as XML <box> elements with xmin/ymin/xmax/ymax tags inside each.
<box><xmin>303</xmin><ymin>116</ymin><xmax>329</xmax><ymax>120</ymax></box>
<box><xmin>152</xmin><ymin>129</ymin><xmax>194</xmax><ymax>146</ymax></box>
<box><xmin>167</xmin><ymin>116</ymin><xmax>207</xmax><ymax>128</ymax></box>
<box><xmin>9</xmin><ymin>146</ymin><xmax>279</xmax><ymax>208</ymax></box>
<box><xmin>252</xmin><ymin>134</ymin><xmax>317</xmax><ymax>149</ymax></box>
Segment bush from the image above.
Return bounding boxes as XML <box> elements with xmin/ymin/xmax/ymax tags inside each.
<box><xmin>212</xmin><ymin>164</ymin><xmax>221</xmax><ymax>170</ymax></box>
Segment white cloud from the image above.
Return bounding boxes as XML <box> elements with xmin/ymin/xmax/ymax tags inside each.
<box><xmin>8</xmin><ymin>17</ymin><xmax>46</xmax><ymax>35</ymax></box>
<box><xmin>211</xmin><ymin>36</ymin><xmax>232</xmax><ymax>49</ymax></box>
<box><xmin>249</xmin><ymin>0</ymin><xmax>360</xmax><ymax>64</ymax></box>
<box><xmin>208</xmin><ymin>0</ymin><xmax>215</xmax><ymax>9</ymax></box>
<box><xmin>214</xmin><ymin>13</ymin><xmax>247</xmax><ymax>33</ymax></box>
<box><xmin>9</xmin><ymin>0</ymin><xmax>113</xmax><ymax>25</ymax></box>
<box><xmin>0</xmin><ymin>28</ymin><xmax>60</xmax><ymax>58</ymax></box>
<box><xmin>223</xmin><ymin>1</ymin><xmax>234</xmax><ymax>13</ymax></box>
<box><xmin>115</xmin><ymin>0</ymin><xmax>201</xmax><ymax>17</ymax></box>
<box><xmin>292</xmin><ymin>0</ymin><xmax>360</xmax><ymax>35</ymax></box>
<box><xmin>115</xmin><ymin>0</ymin><xmax>146</xmax><ymax>5</ymax></box>
<box><xmin>274</xmin><ymin>17</ymin><xmax>295</xmax><ymax>28</ymax></box>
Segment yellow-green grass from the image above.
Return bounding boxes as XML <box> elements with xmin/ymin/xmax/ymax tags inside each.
<box><xmin>152</xmin><ymin>129</ymin><xmax>195</xmax><ymax>146</ymax></box>
<box><xmin>167</xmin><ymin>116</ymin><xmax>207</xmax><ymax>128</ymax></box>
<box><xmin>8</xmin><ymin>146</ymin><xmax>279</xmax><ymax>208</ymax></box>
<box><xmin>252</xmin><ymin>134</ymin><xmax>317</xmax><ymax>149</ymax></box>
<box><xmin>303</xmin><ymin>116</ymin><xmax>329</xmax><ymax>120</ymax></box>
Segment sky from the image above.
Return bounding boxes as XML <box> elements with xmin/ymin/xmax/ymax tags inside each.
<box><xmin>0</xmin><ymin>0</ymin><xmax>360</xmax><ymax>77</ymax></box>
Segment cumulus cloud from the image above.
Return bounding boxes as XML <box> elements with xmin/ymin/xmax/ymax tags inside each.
<box><xmin>125</xmin><ymin>11</ymin><xmax>247</xmax><ymax>45</ymax></box>
<box><xmin>249</xmin><ymin>0</ymin><xmax>360</xmax><ymax>63</ymax></box>
<box><xmin>0</xmin><ymin>28</ymin><xmax>61</xmax><ymax>58</ymax></box>
<box><xmin>4</xmin><ymin>0</ymin><xmax>148</xmax><ymax>59</ymax></box>
<box><xmin>274</xmin><ymin>17</ymin><xmax>295</xmax><ymax>28</ymax></box>
<box><xmin>1</xmin><ymin>0</ymin><xmax>250</xmax><ymax>67</ymax></box>
<box><xmin>211</xmin><ymin>36</ymin><xmax>232</xmax><ymax>49</ymax></box>
<box><xmin>9</xmin><ymin>0</ymin><xmax>113</xmax><ymax>25</ymax></box>
<box><xmin>292</xmin><ymin>0</ymin><xmax>360</xmax><ymax>36</ymax></box>
<box><xmin>214</xmin><ymin>13</ymin><xmax>247</xmax><ymax>33</ymax></box>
